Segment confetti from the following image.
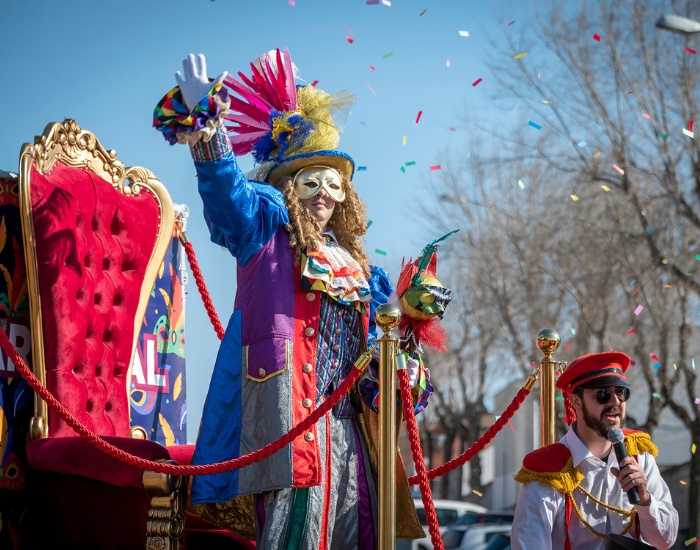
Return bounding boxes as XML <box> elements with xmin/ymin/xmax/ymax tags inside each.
<box><xmin>288</xmin><ymin>0</ymin><xmax>295</xmax><ymax>5</ymax></box>
<box><xmin>601</xmin><ymin>185</ymin><xmax>610</xmax><ymax>191</ymax></box>
<box><xmin>578</xmin><ymin>141</ymin><xmax>587</xmax><ymax>148</ymax></box>
<box><xmin>374</xmin><ymin>248</ymin><xmax>387</xmax><ymax>256</ymax></box>
<box><xmin>631</xmin><ymin>287</ymin><xmax>640</xmax><ymax>297</ymax></box>
<box><xmin>649</xmin><ymin>352</ymin><xmax>660</xmax><ymax>362</ymax></box>
<box><xmin>593</xmin><ymin>33</ymin><xmax>601</xmax><ymax>41</ymax></box>
<box><xmin>357</xmin><ymin>166</ymin><xmax>367</xmax><ymax>171</ymax></box>
<box><xmin>642</xmin><ymin>113</ymin><xmax>650</xmax><ymax>119</ymax></box>
<box><xmin>693</xmin><ymin>444</ymin><xmax>698</xmax><ymax>454</ymax></box>
<box><xmin>680</xmin><ymin>480</ymin><xmax>687</xmax><ymax>485</ymax></box>
<box><xmin>415</xmin><ymin>110</ymin><xmax>423</xmax><ymax>124</ymax></box>
<box><xmin>369</xmin><ymin>65</ymin><xmax>375</xmax><ymax>70</ymax></box>
<box><xmin>507</xmin><ymin>20</ymin><xmax>515</xmax><ymax>26</ymax></box>
<box><xmin>347</xmin><ymin>25</ymin><xmax>354</xmax><ymax>34</ymax></box>
<box><xmin>563</xmin><ymin>342</ymin><xmax>571</xmax><ymax>352</ymax></box>
<box><xmin>382</xmin><ymin>52</ymin><xmax>393</xmax><ymax>59</ymax></box>
<box><xmin>690</xmin><ymin>120</ymin><xmax>694</xmax><ymax>131</ymax></box>
<box><xmin>400</xmin><ymin>166</ymin><xmax>406</xmax><ymax>173</ymax></box>
<box><xmin>472</xmin><ymin>489</ymin><xmax>483</xmax><ymax>497</ymax></box>
<box><xmin>570</xmin><ymin>327</ymin><xmax>576</xmax><ymax>335</ymax></box>
<box><xmin>684</xmin><ymin>47</ymin><xmax>697</xmax><ymax>55</ymax></box>
<box><xmin>653</xmin><ymin>364</ymin><xmax>661</xmax><ymax>370</ymax></box>
<box><xmin>405</xmin><ymin>161</ymin><xmax>416</xmax><ymax>166</ymax></box>
<box><xmin>430</xmin><ymin>165</ymin><xmax>441</xmax><ymax>171</ymax></box>
<box><xmin>402</xmin><ymin>136</ymin><xmax>407</xmax><ymax>146</ymax></box>
<box><xmin>459</xmin><ymin>30</ymin><xmax>469</xmax><ymax>37</ymax></box>
<box><xmin>659</xmin><ymin>133</ymin><xmax>671</xmax><ymax>138</ymax></box>
<box><xmin>472</xmin><ymin>78</ymin><xmax>483</xmax><ymax>86</ymax></box>
<box><xmin>419</xmin><ymin>8</ymin><xmax>428</xmax><ymax>16</ymax></box>
<box><xmin>517</xmin><ymin>179</ymin><xmax>525</xmax><ymax>190</ymax></box>
<box><xmin>683</xmin><ymin>128</ymin><xmax>694</xmax><ymax>138</ymax></box>
<box><xmin>556</xmin><ymin>396</ymin><xmax>564</xmax><ymax>401</ymax></box>
<box><xmin>346</xmin><ymin>36</ymin><xmax>355</xmax><ymax>44</ymax></box>
<box><xmin>366</xmin><ymin>83</ymin><xmax>376</xmax><ymax>95</ymax></box>
<box><xmin>686</xmin><ymin>537</ymin><xmax>697</xmax><ymax>546</ymax></box>
<box><xmin>446</xmin><ymin>60</ymin><xmax>451</xmax><ymax>68</ymax></box>
<box><xmin>652</xmin><ymin>392</ymin><xmax>661</xmax><ymax>397</ymax></box>
<box><xmin>570</xmin><ymin>195</ymin><xmax>579</xmax><ymax>201</ymax></box>
<box><xmin>514</xmin><ymin>52</ymin><xmax>529</xmax><ymax>60</ymax></box>
<box><xmin>626</xmin><ymin>328</ymin><xmax>637</xmax><ymax>336</ymax></box>
<box><xmin>663</xmin><ymin>284</ymin><xmax>673</xmax><ymax>288</ymax></box>
<box><xmin>366</xmin><ymin>0</ymin><xmax>379</xmax><ymax>3</ymax></box>
<box><xmin>593</xmin><ymin>151</ymin><xmax>602</xmax><ymax>158</ymax></box>
<box><xmin>613</xmin><ymin>164</ymin><xmax>625</xmax><ymax>175</ymax></box>
<box><xmin>382</xmin><ymin>0</ymin><xmax>391</xmax><ymax>5</ymax></box>
<box><xmin>509</xmin><ymin>421</ymin><xmax>515</xmax><ymax>433</ymax></box>
<box><xmin>366</xmin><ymin>220</ymin><xmax>373</xmax><ymax>229</ymax></box>
<box><xmin>694</xmin><ymin>358</ymin><xmax>697</xmax><ymax>370</ymax></box>
<box><xmin>449</xmin><ymin>127</ymin><xmax>456</xmax><ymax>131</ymax></box>
<box><xmin>311</xmin><ymin>80</ymin><xmax>319</xmax><ymax>87</ymax></box>
<box><xmin>528</xmin><ymin>120</ymin><xmax>542</xmax><ymax>130</ymax></box>
<box><xmin>634</xmin><ymin>305</ymin><xmax>644</xmax><ymax>316</ymax></box>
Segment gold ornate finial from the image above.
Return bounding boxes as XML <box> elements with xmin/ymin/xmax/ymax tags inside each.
<box><xmin>536</xmin><ymin>328</ymin><xmax>560</xmax><ymax>358</ymax></box>
<box><xmin>375</xmin><ymin>303</ymin><xmax>401</xmax><ymax>334</ymax></box>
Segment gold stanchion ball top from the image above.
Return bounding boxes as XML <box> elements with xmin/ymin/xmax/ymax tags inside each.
<box><xmin>536</xmin><ymin>328</ymin><xmax>560</xmax><ymax>355</ymax></box>
<box><xmin>375</xmin><ymin>303</ymin><xmax>402</xmax><ymax>333</ymax></box>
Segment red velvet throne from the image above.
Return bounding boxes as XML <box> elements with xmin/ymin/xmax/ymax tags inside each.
<box><xmin>15</xmin><ymin>119</ymin><xmax>254</xmax><ymax>550</ymax></box>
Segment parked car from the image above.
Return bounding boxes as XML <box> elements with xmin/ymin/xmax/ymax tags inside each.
<box><xmin>442</xmin><ymin>524</ymin><xmax>512</xmax><ymax>550</ymax></box>
<box><xmin>453</xmin><ymin>511</ymin><xmax>515</xmax><ymax>527</ymax></box>
<box><xmin>483</xmin><ymin>533</ymin><xmax>511</xmax><ymax>550</ymax></box>
<box><xmin>396</xmin><ymin>499</ymin><xmax>488</xmax><ymax>550</ymax></box>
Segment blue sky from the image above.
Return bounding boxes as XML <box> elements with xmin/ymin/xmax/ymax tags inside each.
<box><xmin>1</xmin><ymin>0</ymin><xmax>520</xmax><ymax>442</ymax></box>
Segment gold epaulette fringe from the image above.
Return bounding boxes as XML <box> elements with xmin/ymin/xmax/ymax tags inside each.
<box><xmin>625</xmin><ymin>431</ymin><xmax>658</xmax><ymax>458</ymax></box>
<box><xmin>514</xmin><ymin>457</ymin><xmax>584</xmax><ymax>495</ymax></box>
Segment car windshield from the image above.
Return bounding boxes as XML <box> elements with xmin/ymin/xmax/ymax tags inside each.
<box><xmin>441</xmin><ymin>529</ymin><xmax>465</xmax><ymax>548</ymax></box>
<box><xmin>457</xmin><ymin>512</ymin><xmax>514</xmax><ymax>525</ymax></box>
<box><xmin>415</xmin><ymin>507</ymin><xmax>460</xmax><ymax>526</ymax></box>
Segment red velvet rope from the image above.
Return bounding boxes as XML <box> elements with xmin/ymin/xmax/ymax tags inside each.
<box><xmin>398</xmin><ymin>370</ymin><xmax>444</xmax><ymax>550</ymax></box>
<box><xmin>0</xmin><ymin>326</ymin><xmax>361</xmax><ymax>476</ymax></box>
<box><xmin>182</xmin><ymin>240</ymin><xmax>225</xmax><ymax>341</ymax></box>
<box><xmin>407</xmin><ymin>385</ymin><xmax>532</xmax><ymax>485</ymax></box>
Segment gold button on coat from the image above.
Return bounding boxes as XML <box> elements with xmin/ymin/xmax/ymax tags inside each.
<box><xmin>302</xmin><ymin>398</ymin><xmax>312</xmax><ymax>408</ymax></box>
<box><xmin>332</xmin><ymin>344</ymin><xmax>340</xmax><ymax>352</ymax></box>
<box><xmin>304</xmin><ymin>432</ymin><xmax>314</xmax><ymax>442</ymax></box>
<box><xmin>258</xmin><ymin>368</ymin><xmax>266</xmax><ymax>377</ymax></box>
<box><xmin>334</xmin><ymin>328</ymin><xmax>342</xmax><ymax>335</ymax></box>
<box><xmin>306</xmin><ymin>292</ymin><xmax>315</xmax><ymax>301</ymax></box>
<box><xmin>302</xmin><ymin>363</ymin><xmax>313</xmax><ymax>373</ymax></box>
<box><xmin>305</xmin><ymin>327</ymin><xmax>315</xmax><ymax>337</ymax></box>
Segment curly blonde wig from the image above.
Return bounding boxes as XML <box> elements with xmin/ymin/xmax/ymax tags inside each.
<box><xmin>272</xmin><ymin>175</ymin><xmax>371</xmax><ymax>276</ymax></box>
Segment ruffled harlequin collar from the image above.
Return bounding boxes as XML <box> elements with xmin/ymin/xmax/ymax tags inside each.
<box><xmin>301</xmin><ymin>231</ymin><xmax>372</xmax><ymax>310</ymax></box>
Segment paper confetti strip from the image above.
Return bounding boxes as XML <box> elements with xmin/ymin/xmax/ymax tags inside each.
<box><xmin>514</xmin><ymin>52</ymin><xmax>529</xmax><ymax>60</ymax></box>
<box><xmin>346</xmin><ymin>36</ymin><xmax>354</xmax><ymax>43</ymax></box>
<box><xmin>430</xmin><ymin>165</ymin><xmax>441</xmax><ymax>171</ymax></box>
<box><xmin>366</xmin><ymin>83</ymin><xmax>376</xmax><ymax>95</ymax></box>
<box><xmin>683</xmin><ymin>128</ymin><xmax>694</xmax><ymax>138</ymax></box>
<box><xmin>459</xmin><ymin>30</ymin><xmax>469</xmax><ymax>37</ymax></box>
<box><xmin>415</xmin><ymin>110</ymin><xmax>423</xmax><ymax>124</ymax></box>
<box><xmin>593</xmin><ymin>33</ymin><xmax>601</xmax><ymax>41</ymax></box>
<box><xmin>528</xmin><ymin>121</ymin><xmax>542</xmax><ymax>130</ymax></box>
<box><xmin>382</xmin><ymin>52</ymin><xmax>393</xmax><ymax>59</ymax></box>
<box><xmin>634</xmin><ymin>305</ymin><xmax>644</xmax><ymax>316</ymax></box>
<box><xmin>626</xmin><ymin>328</ymin><xmax>637</xmax><ymax>336</ymax></box>
<box><xmin>684</xmin><ymin>47</ymin><xmax>697</xmax><ymax>55</ymax></box>
<box><xmin>375</xmin><ymin>248</ymin><xmax>387</xmax><ymax>256</ymax></box>
<box><xmin>472</xmin><ymin>78</ymin><xmax>483</xmax><ymax>86</ymax></box>
<box><xmin>613</xmin><ymin>164</ymin><xmax>625</xmax><ymax>175</ymax></box>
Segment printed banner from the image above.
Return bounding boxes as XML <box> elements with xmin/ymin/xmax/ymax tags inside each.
<box><xmin>0</xmin><ymin>172</ymin><xmax>32</xmax><ymax>496</ymax></box>
<box><xmin>130</xmin><ymin>236</ymin><xmax>187</xmax><ymax>445</ymax></box>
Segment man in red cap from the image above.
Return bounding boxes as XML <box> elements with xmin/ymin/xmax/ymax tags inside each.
<box><xmin>511</xmin><ymin>351</ymin><xmax>678</xmax><ymax>549</ymax></box>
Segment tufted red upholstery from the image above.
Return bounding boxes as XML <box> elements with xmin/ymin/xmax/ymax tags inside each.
<box><xmin>29</xmin><ymin>163</ymin><xmax>161</xmax><ymax>438</ymax></box>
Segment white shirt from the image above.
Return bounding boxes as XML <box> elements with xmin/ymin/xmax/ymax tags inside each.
<box><xmin>511</xmin><ymin>425</ymin><xmax>678</xmax><ymax>549</ymax></box>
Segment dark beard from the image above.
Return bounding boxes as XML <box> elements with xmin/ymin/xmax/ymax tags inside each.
<box><xmin>580</xmin><ymin>398</ymin><xmax>626</xmax><ymax>438</ymax></box>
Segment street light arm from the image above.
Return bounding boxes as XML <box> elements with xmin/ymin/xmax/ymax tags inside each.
<box><xmin>656</xmin><ymin>14</ymin><xmax>700</xmax><ymax>35</ymax></box>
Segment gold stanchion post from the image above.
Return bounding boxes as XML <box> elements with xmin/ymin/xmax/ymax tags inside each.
<box><xmin>535</xmin><ymin>328</ymin><xmax>561</xmax><ymax>447</ymax></box>
<box><xmin>375</xmin><ymin>303</ymin><xmax>401</xmax><ymax>550</ymax></box>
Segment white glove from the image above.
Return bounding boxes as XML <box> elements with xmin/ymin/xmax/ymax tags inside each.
<box><xmin>406</xmin><ymin>357</ymin><xmax>420</xmax><ymax>387</ymax></box>
<box><xmin>175</xmin><ymin>53</ymin><xmax>228</xmax><ymax>112</ymax></box>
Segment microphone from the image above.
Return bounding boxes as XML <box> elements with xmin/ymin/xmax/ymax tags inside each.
<box><xmin>607</xmin><ymin>428</ymin><xmax>640</xmax><ymax>504</ymax></box>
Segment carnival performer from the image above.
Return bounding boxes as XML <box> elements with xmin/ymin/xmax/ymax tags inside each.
<box><xmin>511</xmin><ymin>351</ymin><xmax>678</xmax><ymax>549</ymax></box>
<box><xmin>153</xmin><ymin>49</ymin><xmax>431</xmax><ymax>549</ymax></box>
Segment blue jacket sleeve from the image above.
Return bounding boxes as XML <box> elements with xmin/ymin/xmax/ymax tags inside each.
<box><xmin>194</xmin><ymin>151</ymin><xmax>289</xmax><ymax>266</ymax></box>
<box><xmin>367</xmin><ymin>265</ymin><xmax>393</xmax><ymax>342</ymax></box>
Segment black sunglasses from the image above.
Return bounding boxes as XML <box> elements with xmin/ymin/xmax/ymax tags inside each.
<box><xmin>589</xmin><ymin>387</ymin><xmax>631</xmax><ymax>405</ymax></box>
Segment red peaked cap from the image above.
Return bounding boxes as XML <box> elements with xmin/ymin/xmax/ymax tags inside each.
<box><xmin>396</xmin><ymin>252</ymin><xmax>438</xmax><ymax>297</ymax></box>
<box><xmin>556</xmin><ymin>351</ymin><xmax>631</xmax><ymax>396</ymax></box>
